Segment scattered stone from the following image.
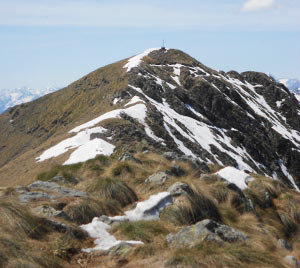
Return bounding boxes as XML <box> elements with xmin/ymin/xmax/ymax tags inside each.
<box><xmin>163</xmin><ymin>152</ymin><xmax>178</xmax><ymax>161</ymax></box>
<box><xmin>166</xmin><ymin>165</ymin><xmax>186</xmax><ymax>177</ymax></box>
<box><xmin>108</xmin><ymin>242</ymin><xmax>133</xmax><ymax>257</ymax></box>
<box><xmin>50</xmin><ymin>175</ymin><xmax>79</xmax><ymax>185</ymax></box>
<box><xmin>28</xmin><ymin>180</ymin><xmax>87</xmax><ymax>198</ymax></box>
<box><xmin>163</xmin><ymin>152</ymin><xmax>210</xmax><ymax>173</ymax></box>
<box><xmin>168</xmin><ymin>182</ymin><xmax>193</xmax><ymax>196</ymax></box>
<box><xmin>145</xmin><ymin>172</ymin><xmax>168</xmax><ymax>185</ymax></box>
<box><xmin>19</xmin><ymin>191</ymin><xmax>54</xmax><ymax>203</ymax></box>
<box><xmin>15</xmin><ymin>185</ymin><xmax>29</xmax><ymax>194</ymax></box>
<box><xmin>119</xmin><ymin>152</ymin><xmax>141</xmax><ymax>164</ymax></box>
<box><xmin>284</xmin><ymin>256</ymin><xmax>300</xmax><ymax>268</ymax></box>
<box><xmin>32</xmin><ymin>205</ymin><xmax>70</xmax><ymax>220</ymax></box>
<box><xmin>98</xmin><ymin>215</ymin><xmax>114</xmax><ymax>225</ymax></box>
<box><xmin>278</xmin><ymin>239</ymin><xmax>292</xmax><ymax>251</ymax></box>
<box><xmin>166</xmin><ymin>219</ymin><xmax>249</xmax><ymax>248</ymax></box>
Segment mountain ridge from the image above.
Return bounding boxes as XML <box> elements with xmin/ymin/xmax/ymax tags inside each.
<box><xmin>1</xmin><ymin>48</ymin><xmax>300</xmax><ymax>191</ymax></box>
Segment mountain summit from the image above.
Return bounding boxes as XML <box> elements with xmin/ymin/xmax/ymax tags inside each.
<box><xmin>1</xmin><ymin>48</ymin><xmax>300</xmax><ymax>190</ymax></box>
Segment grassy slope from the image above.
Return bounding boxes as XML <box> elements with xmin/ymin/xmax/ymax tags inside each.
<box><xmin>0</xmin><ymin>59</ymin><xmax>128</xmax><ymax>186</ymax></box>
<box><xmin>2</xmin><ymin>152</ymin><xmax>300</xmax><ymax>267</ymax></box>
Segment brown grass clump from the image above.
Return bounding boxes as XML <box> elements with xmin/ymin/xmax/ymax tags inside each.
<box><xmin>88</xmin><ymin>177</ymin><xmax>138</xmax><ymax>207</ymax></box>
<box><xmin>64</xmin><ymin>198</ymin><xmax>121</xmax><ymax>224</ymax></box>
<box><xmin>161</xmin><ymin>188</ymin><xmax>221</xmax><ymax>225</ymax></box>
<box><xmin>0</xmin><ymin>201</ymin><xmax>47</xmax><ymax>239</ymax></box>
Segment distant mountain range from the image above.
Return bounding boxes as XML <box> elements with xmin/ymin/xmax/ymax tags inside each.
<box><xmin>0</xmin><ymin>86</ymin><xmax>60</xmax><ymax>113</ymax></box>
<box><xmin>278</xmin><ymin>78</ymin><xmax>300</xmax><ymax>102</ymax></box>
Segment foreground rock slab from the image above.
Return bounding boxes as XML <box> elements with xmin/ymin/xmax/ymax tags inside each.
<box><xmin>166</xmin><ymin>219</ymin><xmax>249</xmax><ymax>248</ymax></box>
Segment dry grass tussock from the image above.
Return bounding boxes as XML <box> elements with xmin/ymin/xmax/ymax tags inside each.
<box><xmin>0</xmin><ymin>201</ymin><xmax>64</xmax><ymax>267</ymax></box>
<box><xmin>64</xmin><ymin>198</ymin><xmax>121</xmax><ymax>224</ymax></box>
<box><xmin>87</xmin><ymin>177</ymin><xmax>138</xmax><ymax>207</ymax></box>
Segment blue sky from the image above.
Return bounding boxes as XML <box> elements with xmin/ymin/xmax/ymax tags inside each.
<box><xmin>0</xmin><ymin>0</ymin><xmax>299</xmax><ymax>89</ymax></box>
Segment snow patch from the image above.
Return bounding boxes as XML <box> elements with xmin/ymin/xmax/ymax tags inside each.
<box><xmin>278</xmin><ymin>160</ymin><xmax>300</xmax><ymax>192</ymax></box>
<box><xmin>81</xmin><ymin>191</ymin><xmax>172</xmax><ymax>252</ymax></box>
<box><xmin>124</xmin><ymin>48</ymin><xmax>163</xmax><ymax>72</ymax></box>
<box><xmin>36</xmin><ymin>127</ymin><xmax>115</xmax><ymax>165</ymax></box>
<box><xmin>216</xmin><ymin>167</ymin><xmax>254</xmax><ymax>190</ymax></box>
<box><xmin>110</xmin><ymin>192</ymin><xmax>173</xmax><ymax>222</ymax></box>
<box><xmin>81</xmin><ymin>218</ymin><xmax>143</xmax><ymax>252</ymax></box>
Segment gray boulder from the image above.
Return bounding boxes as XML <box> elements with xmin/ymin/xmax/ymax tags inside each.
<box><xmin>168</xmin><ymin>182</ymin><xmax>192</xmax><ymax>196</ymax></box>
<box><xmin>166</xmin><ymin>219</ymin><xmax>249</xmax><ymax>248</ymax></box>
<box><xmin>108</xmin><ymin>242</ymin><xmax>133</xmax><ymax>257</ymax></box>
<box><xmin>32</xmin><ymin>205</ymin><xmax>70</xmax><ymax>220</ymax></box>
<box><xmin>284</xmin><ymin>256</ymin><xmax>300</xmax><ymax>268</ymax></box>
<box><xmin>19</xmin><ymin>191</ymin><xmax>54</xmax><ymax>203</ymax></box>
<box><xmin>145</xmin><ymin>172</ymin><xmax>168</xmax><ymax>185</ymax></box>
<box><xmin>119</xmin><ymin>152</ymin><xmax>141</xmax><ymax>164</ymax></box>
<box><xmin>28</xmin><ymin>181</ymin><xmax>87</xmax><ymax>198</ymax></box>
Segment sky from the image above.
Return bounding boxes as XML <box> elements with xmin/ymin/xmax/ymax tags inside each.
<box><xmin>0</xmin><ymin>0</ymin><xmax>299</xmax><ymax>89</ymax></box>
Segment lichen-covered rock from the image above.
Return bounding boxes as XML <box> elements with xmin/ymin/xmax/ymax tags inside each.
<box><xmin>145</xmin><ymin>172</ymin><xmax>168</xmax><ymax>185</ymax></box>
<box><xmin>168</xmin><ymin>182</ymin><xmax>192</xmax><ymax>196</ymax></box>
<box><xmin>166</xmin><ymin>219</ymin><xmax>249</xmax><ymax>248</ymax></box>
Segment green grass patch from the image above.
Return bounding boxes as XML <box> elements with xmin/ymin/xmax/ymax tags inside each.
<box><xmin>36</xmin><ymin>163</ymin><xmax>83</xmax><ymax>181</ymax></box>
<box><xmin>117</xmin><ymin>221</ymin><xmax>169</xmax><ymax>243</ymax></box>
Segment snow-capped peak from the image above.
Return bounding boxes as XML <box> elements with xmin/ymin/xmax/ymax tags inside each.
<box><xmin>124</xmin><ymin>47</ymin><xmax>167</xmax><ymax>72</ymax></box>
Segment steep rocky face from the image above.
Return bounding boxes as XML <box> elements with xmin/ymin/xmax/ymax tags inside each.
<box><xmin>1</xmin><ymin>48</ymin><xmax>300</xmax><ymax>190</ymax></box>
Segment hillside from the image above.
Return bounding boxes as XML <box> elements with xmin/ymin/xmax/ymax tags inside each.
<box><xmin>1</xmin><ymin>48</ymin><xmax>300</xmax><ymax>268</ymax></box>
<box><xmin>1</xmin><ymin>48</ymin><xmax>300</xmax><ymax>190</ymax></box>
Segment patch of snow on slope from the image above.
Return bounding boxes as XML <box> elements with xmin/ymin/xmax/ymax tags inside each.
<box><xmin>125</xmin><ymin>96</ymin><xmax>145</xmax><ymax>107</ymax></box>
<box><xmin>124</xmin><ymin>48</ymin><xmax>162</xmax><ymax>72</ymax></box>
<box><xmin>111</xmin><ymin>192</ymin><xmax>173</xmax><ymax>222</ymax></box>
<box><xmin>276</xmin><ymin>99</ymin><xmax>284</xmax><ymax>108</ymax></box>
<box><xmin>278</xmin><ymin>160</ymin><xmax>300</xmax><ymax>192</ymax></box>
<box><xmin>81</xmin><ymin>191</ymin><xmax>173</xmax><ymax>252</ymax></box>
<box><xmin>37</xmin><ymin>100</ymin><xmax>165</xmax><ymax>164</ymax></box>
<box><xmin>113</xmin><ymin>97</ymin><xmax>121</xmax><ymax>105</ymax></box>
<box><xmin>36</xmin><ymin>127</ymin><xmax>115</xmax><ymax>165</ymax></box>
<box><xmin>81</xmin><ymin>218</ymin><xmax>143</xmax><ymax>252</ymax></box>
<box><xmin>171</xmin><ymin>76</ymin><xmax>181</xmax><ymax>86</ymax></box>
<box><xmin>216</xmin><ymin>167</ymin><xmax>254</xmax><ymax>190</ymax></box>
